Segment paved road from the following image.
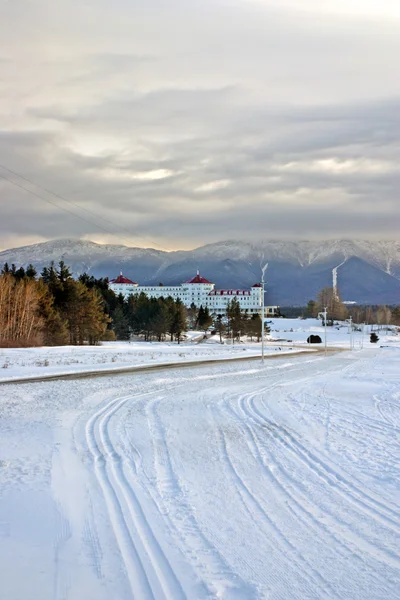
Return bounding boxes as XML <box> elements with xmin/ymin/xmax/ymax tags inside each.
<box><xmin>0</xmin><ymin>346</ymin><xmax>343</xmax><ymax>385</ymax></box>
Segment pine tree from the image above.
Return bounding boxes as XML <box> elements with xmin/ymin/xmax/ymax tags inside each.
<box><xmin>82</xmin><ymin>287</ymin><xmax>110</xmax><ymax>345</ymax></box>
<box><xmin>215</xmin><ymin>315</ymin><xmax>226</xmax><ymax>343</ymax></box>
<box><xmin>134</xmin><ymin>292</ymin><xmax>152</xmax><ymax>340</ymax></box>
<box><xmin>171</xmin><ymin>299</ymin><xmax>187</xmax><ymax>344</ymax></box>
<box><xmin>227</xmin><ymin>297</ymin><xmax>242</xmax><ymax>339</ymax></box>
<box><xmin>248</xmin><ymin>313</ymin><xmax>262</xmax><ymax>341</ymax></box>
<box><xmin>58</xmin><ymin>260</ymin><xmax>72</xmax><ymax>283</ymax></box>
<box><xmin>197</xmin><ymin>304</ymin><xmax>213</xmax><ymax>332</ymax></box>
<box><xmin>14</xmin><ymin>266</ymin><xmax>26</xmax><ymax>280</ymax></box>
<box><xmin>306</xmin><ymin>300</ymin><xmax>318</xmax><ymax>318</ymax></box>
<box><xmin>149</xmin><ymin>299</ymin><xmax>170</xmax><ymax>341</ymax></box>
<box><xmin>36</xmin><ymin>280</ymin><xmax>69</xmax><ymax>346</ymax></box>
<box><xmin>26</xmin><ymin>264</ymin><xmax>37</xmax><ymax>279</ymax></box>
<box><xmin>112</xmin><ymin>305</ymin><xmax>131</xmax><ymax>340</ymax></box>
<box><xmin>187</xmin><ymin>302</ymin><xmax>198</xmax><ymax>329</ymax></box>
<box><xmin>166</xmin><ymin>297</ymin><xmax>177</xmax><ymax>341</ymax></box>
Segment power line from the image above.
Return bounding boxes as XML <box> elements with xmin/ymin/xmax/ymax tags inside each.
<box><xmin>0</xmin><ymin>163</ymin><xmax>170</xmax><ymax>252</ymax></box>
<box><xmin>0</xmin><ymin>171</ymin><xmax>136</xmax><ymax>244</ymax></box>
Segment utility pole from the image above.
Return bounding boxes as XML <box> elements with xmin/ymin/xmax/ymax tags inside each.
<box><xmin>318</xmin><ymin>307</ymin><xmax>328</xmax><ymax>356</ymax></box>
<box><xmin>346</xmin><ymin>316</ymin><xmax>353</xmax><ymax>350</ymax></box>
<box><xmin>261</xmin><ymin>263</ymin><xmax>268</xmax><ymax>364</ymax></box>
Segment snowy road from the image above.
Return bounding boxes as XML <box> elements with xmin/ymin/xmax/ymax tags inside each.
<box><xmin>1</xmin><ymin>349</ymin><xmax>399</xmax><ymax>599</ymax></box>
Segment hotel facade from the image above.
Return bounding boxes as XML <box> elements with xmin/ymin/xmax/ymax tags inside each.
<box><xmin>109</xmin><ymin>271</ymin><xmax>279</xmax><ymax>317</ymax></box>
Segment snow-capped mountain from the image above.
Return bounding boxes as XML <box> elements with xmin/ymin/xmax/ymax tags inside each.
<box><xmin>1</xmin><ymin>238</ymin><xmax>399</xmax><ymax>305</ymax></box>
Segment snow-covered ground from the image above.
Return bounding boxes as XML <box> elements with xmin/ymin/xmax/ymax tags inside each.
<box><xmin>0</xmin><ymin>337</ymin><xmax>399</xmax><ymax>599</ymax></box>
<box><xmin>1</xmin><ymin>319</ymin><xmax>397</xmax><ymax>383</ymax></box>
<box><xmin>267</xmin><ymin>317</ymin><xmax>399</xmax><ymax>348</ymax></box>
<box><xmin>0</xmin><ymin>336</ymin><xmax>303</xmax><ymax>383</ymax></box>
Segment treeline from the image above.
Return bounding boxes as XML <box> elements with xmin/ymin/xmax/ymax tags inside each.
<box><xmin>0</xmin><ymin>261</ymin><xmax>191</xmax><ymax>347</ymax></box>
<box><xmin>190</xmin><ymin>298</ymin><xmax>269</xmax><ymax>343</ymax></box>
<box><xmin>288</xmin><ymin>286</ymin><xmax>399</xmax><ymax>326</ymax></box>
<box><xmin>0</xmin><ymin>262</ymin><xmax>111</xmax><ymax>347</ymax></box>
<box><xmin>111</xmin><ymin>293</ymin><xmax>188</xmax><ymax>342</ymax></box>
<box><xmin>111</xmin><ymin>295</ymin><xmax>267</xmax><ymax>343</ymax></box>
<box><xmin>224</xmin><ymin>297</ymin><xmax>269</xmax><ymax>341</ymax></box>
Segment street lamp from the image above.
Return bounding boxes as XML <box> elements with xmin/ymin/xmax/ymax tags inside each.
<box><xmin>261</xmin><ymin>263</ymin><xmax>268</xmax><ymax>363</ymax></box>
<box><xmin>318</xmin><ymin>306</ymin><xmax>328</xmax><ymax>355</ymax></box>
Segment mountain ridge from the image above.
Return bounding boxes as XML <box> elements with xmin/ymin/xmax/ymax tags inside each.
<box><xmin>0</xmin><ymin>238</ymin><xmax>399</xmax><ymax>305</ymax></box>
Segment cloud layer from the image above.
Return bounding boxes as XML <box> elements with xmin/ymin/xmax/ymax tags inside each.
<box><xmin>1</xmin><ymin>0</ymin><xmax>399</xmax><ymax>250</ymax></box>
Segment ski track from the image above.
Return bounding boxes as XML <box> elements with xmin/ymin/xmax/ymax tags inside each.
<box><xmin>223</xmin><ymin>394</ymin><xmax>389</xmax><ymax>595</ymax></box>
<box><xmin>250</xmin><ymin>395</ymin><xmax>400</xmax><ymax>536</ymax></box>
<box><xmin>145</xmin><ymin>394</ymin><xmax>254</xmax><ymax>599</ymax></box>
<box><xmin>212</xmin><ymin>401</ymin><xmax>339</xmax><ymax>599</ymax></box>
<box><xmin>85</xmin><ymin>393</ymin><xmax>186</xmax><ymax>600</ymax></box>
<box><xmin>234</xmin><ymin>390</ymin><xmax>399</xmax><ymax>594</ymax></box>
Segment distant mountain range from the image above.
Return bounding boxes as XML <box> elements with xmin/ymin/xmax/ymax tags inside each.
<box><xmin>1</xmin><ymin>239</ymin><xmax>399</xmax><ymax>305</ymax></box>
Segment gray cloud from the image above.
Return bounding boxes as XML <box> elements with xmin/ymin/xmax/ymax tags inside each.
<box><xmin>0</xmin><ymin>0</ymin><xmax>399</xmax><ymax>251</ymax></box>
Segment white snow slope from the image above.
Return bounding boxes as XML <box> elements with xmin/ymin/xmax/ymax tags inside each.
<box><xmin>0</xmin><ymin>347</ymin><xmax>399</xmax><ymax>599</ymax></box>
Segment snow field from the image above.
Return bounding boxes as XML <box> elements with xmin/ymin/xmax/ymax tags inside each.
<box><xmin>0</xmin><ymin>345</ymin><xmax>399</xmax><ymax>599</ymax></box>
<box><xmin>266</xmin><ymin>318</ymin><xmax>399</xmax><ymax>348</ymax></box>
<box><xmin>0</xmin><ymin>334</ymin><xmax>304</xmax><ymax>383</ymax></box>
<box><xmin>1</xmin><ymin>318</ymin><xmax>398</xmax><ymax>383</ymax></box>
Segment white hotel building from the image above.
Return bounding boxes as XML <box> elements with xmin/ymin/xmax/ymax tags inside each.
<box><xmin>109</xmin><ymin>271</ymin><xmax>279</xmax><ymax>317</ymax></box>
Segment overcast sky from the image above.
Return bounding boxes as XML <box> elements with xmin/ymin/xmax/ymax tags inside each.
<box><xmin>1</xmin><ymin>0</ymin><xmax>399</xmax><ymax>251</ymax></box>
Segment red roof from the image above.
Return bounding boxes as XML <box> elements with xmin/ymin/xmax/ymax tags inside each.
<box><xmin>110</xmin><ymin>273</ymin><xmax>137</xmax><ymax>285</ymax></box>
<box><xmin>186</xmin><ymin>271</ymin><xmax>212</xmax><ymax>284</ymax></box>
<box><xmin>209</xmin><ymin>290</ymin><xmax>251</xmax><ymax>296</ymax></box>
<box><xmin>252</xmin><ymin>283</ymin><xmax>262</xmax><ymax>288</ymax></box>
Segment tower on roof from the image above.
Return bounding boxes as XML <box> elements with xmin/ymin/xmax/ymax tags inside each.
<box><xmin>110</xmin><ymin>273</ymin><xmax>138</xmax><ymax>285</ymax></box>
<box><xmin>186</xmin><ymin>271</ymin><xmax>213</xmax><ymax>284</ymax></box>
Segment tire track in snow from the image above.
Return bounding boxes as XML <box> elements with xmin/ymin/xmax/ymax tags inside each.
<box><xmin>374</xmin><ymin>386</ymin><xmax>400</xmax><ymax>433</ymax></box>
<box><xmin>227</xmin><ymin>389</ymin><xmax>383</xmax><ymax>596</ymax></box>
<box><xmin>52</xmin><ymin>499</ymin><xmax>72</xmax><ymax>600</ymax></box>
<box><xmin>251</xmin><ymin>394</ymin><xmax>400</xmax><ymax>534</ymax></box>
<box><xmin>212</xmin><ymin>400</ymin><xmax>339</xmax><ymax>599</ymax></box>
<box><xmin>82</xmin><ymin>504</ymin><xmax>103</xmax><ymax>579</ymax></box>
<box><xmin>227</xmin><ymin>391</ymin><xmax>394</xmax><ymax>595</ymax></box>
<box><xmin>85</xmin><ymin>393</ymin><xmax>186</xmax><ymax>600</ymax></box>
<box><xmin>242</xmin><ymin>395</ymin><xmax>400</xmax><ymax>569</ymax></box>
